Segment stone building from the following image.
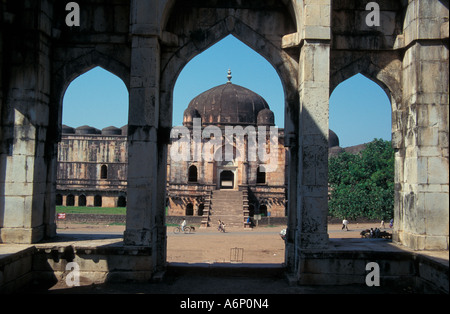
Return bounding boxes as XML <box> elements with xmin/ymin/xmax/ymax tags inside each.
<box><xmin>167</xmin><ymin>74</ymin><xmax>287</xmax><ymax>227</ymax></box>
<box><xmin>56</xmin><ymin>125</ymin><xmax>128</xmax><ymax>209</ymax></box>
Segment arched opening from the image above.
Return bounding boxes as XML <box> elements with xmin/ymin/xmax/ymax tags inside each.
<box><xmin>330</xmin><ymin>74</ymin><xmax>391</xmax><ymax>148</ymax></box>
<box><xmin>57</xmin><ymin>66</ymin><xmax>129</xmax><ymax>237</ymax></box>
<box><xmin>166</xmin><ymin>34</ymin><xmax>288</xmax><ymax>265</ymax></box>
<box><xmin>66</xmin><ymin>194</ymin><xmax>75</xmax><ymax>207</ymax></box>
<box><xmin>329</xmin><ymin>73</ymin><xmax>394</xmax><ymax>237</ymax></box>
<box><xmin>186</xmin><ymin>203</ymin><xmax>194</xmax><ymax>216</ymax></box>
<box><xmin>94</xmin><ymin>195</ymin><xmax>102</xmax><ymax>207</ymax></box>
<box><xmin>78</xmin><ymin>195</ymin><xmax>87</xmax><ymax>207</ymax></box>
<box><xmin>220</xmin><ymin>170</ymin><xmax>235</xmax><ymax>190</ymax></box>
<box><xmin>188</xmin><ymin>165</ymin><xmax>198</xmax><ymax>183</ymax></box>
<box><xmin>172</xmin><ymin>35</ymin><xmax>285</xmax><ymax>128</ymax></box>
<box><xmin>100</xmin><ymin>165</ymin><xmax>108</xmax><ymax>180</ymax></box>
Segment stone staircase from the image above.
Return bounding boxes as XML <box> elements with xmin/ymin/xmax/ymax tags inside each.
<box><xmin>209</xmin><ymin>190</ymin><xmax>245</xmax><ymax>228</ymax></box>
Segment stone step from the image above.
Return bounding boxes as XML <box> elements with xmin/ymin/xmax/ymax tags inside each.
<box><xmin>208</xmin><ymin>190</ymin><xmax>245</xmax><ymax>228</ymax></box>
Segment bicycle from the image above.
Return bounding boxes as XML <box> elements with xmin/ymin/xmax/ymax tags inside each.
<box><xmin>173</xmin><ymin>226</ymin><xmax>192</xmax><ymax>234</ymax></box>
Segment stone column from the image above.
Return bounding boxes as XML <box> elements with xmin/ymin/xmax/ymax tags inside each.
<box><xmin>124</xmin><ymin>35</ymin><xmax>161</xmax><ymax>246</ymax></box>
<box><xmin>125</xmin><ymin>0</ymin><xmax>169</xmax><ymax>272</ymax></box>
<box><xmin>295</xmin><ymin>1</ymin><xmax>331</xmax><ymax>251</ymax></box>
<box><xmin>296</xmin><ymin>40</ymin><xmax>330</xmax><ymax>250</ymax></box>
<box><xmin>394</xmin><ymin>0</ymin><xmax>449</xmax><ymax>250</ymax></box>
<box><xmin>0</xmin><ymin>3</ymin><xmax>55</xmax><ymax>243</ymax></box>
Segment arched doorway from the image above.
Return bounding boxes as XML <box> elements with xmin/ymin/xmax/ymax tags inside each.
<box><xmin>163</xmin><ymin>6</ymin><xmax>295</xmax><ymax>266</ymax></box>
<box><xmin>78</xmin><ymin>195</ymin><xmax>87</xmax><ymax>207</ymax></box>
<box><xmin>57</xmin><ymin>65</ymin><xmax>129</xmax><ymax>238</ymax></box>
<box><xmin>219</xmin><ymin>170</ymin><xmax>235</xmax><ymax>190</ymax></box>
<box><xmin>329</xmin><ymin>73</ymin><xmax>394</xmax><ymax>227</ymax></box>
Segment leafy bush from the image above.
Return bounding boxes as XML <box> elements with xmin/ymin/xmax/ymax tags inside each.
<box><xmin>328</xmin><ymin>139</ymin><xmax>394</xmax><ymax>220</ymax></box>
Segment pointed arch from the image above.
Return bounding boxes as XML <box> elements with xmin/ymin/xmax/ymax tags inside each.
<box><xmin>160</xmin><ymin>8</ymin><xmax>299</xmax><ymax>130</ymax></box>
<box><xmin>329</xmin><ymin>73</ymin><xmax>392</xmax><ymax>147</ymax></box>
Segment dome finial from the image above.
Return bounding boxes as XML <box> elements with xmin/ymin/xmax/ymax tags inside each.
<box><xmin>227</xmin><ymin>69</ymin><xmax>232</xmax><ymax>84</ymax></box>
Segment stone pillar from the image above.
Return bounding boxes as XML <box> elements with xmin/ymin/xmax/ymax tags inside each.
<box><xmin>295</xmin><ymin>1</ymin><xmax>331</xmax><ymax>251</ymax></box>
<box><xmin>394</xmin><ymin>0</ymin><xmax>449</xmax><ymax>250</ymax></box>
<box><xmin>124</xmin><ymin>35</ymin><xmax>161</xmax><ymax>246</ymax></box>
<box><xmin>0</xmin><ymin>2</ymin><xmax>55</xmax><ymax>243</ymax></box>
<box><xmin>296</xmin><ymin>40</ymin><xmax>330</xmax><ymax>250</ymax></box>
<box><xmin>125</xmin><ymin>0</ymin><xmax>168</xmax><ymax>271</ymax></box>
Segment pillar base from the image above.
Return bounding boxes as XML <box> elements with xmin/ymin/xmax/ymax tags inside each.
<box><xmin>0</xmin><ymin>225</ymin><xmax>45</xmax><ymax>244</ymax></box>
<box><xmin>123</xmin><ymin>228</ymin><xmax>152</xmax><ymax>246</ymax></box>
<box><xmin>394</xmin><ymin>230</ymin><xmax>449</xmax><ymax>251</ymax></box>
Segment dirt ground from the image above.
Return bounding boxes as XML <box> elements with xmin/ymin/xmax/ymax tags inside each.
<box><xmin>56</xmin><ymin>222</ymin><xmax>392</xmax><ymax>264</ymax></box>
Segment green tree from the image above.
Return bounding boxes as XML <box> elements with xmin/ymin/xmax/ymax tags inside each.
<box><xmin>328</xmin><ymin>139</ymin><xmax>394</xmax><ymax>220</ymax></box>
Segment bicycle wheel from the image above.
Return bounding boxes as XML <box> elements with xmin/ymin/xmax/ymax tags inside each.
<box><xmin>184</xmin><ymin>227</ymin><xmax>191</xmax><ymax>234</ymax></box>
<box><xmin>174</xmin><ymin>227</ymin><xmax>181</xmax><ymax>234</ymax></box>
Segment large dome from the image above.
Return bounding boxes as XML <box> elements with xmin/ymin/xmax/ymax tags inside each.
<box><xmin>183</xmin><ymin>81</ymin><xmax>274</xmax><ymax>127</ymax></box>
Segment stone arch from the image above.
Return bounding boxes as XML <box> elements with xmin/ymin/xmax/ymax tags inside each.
<box><xmin>330</xmin><ymin>53</ymin><xmax>404</xmax><ymax>150</ymax></box>
<box><xmin>54</xmin><ymin>51</ymin><xmax>130</xmax><ymax>107</ymax></box>
<box><xmin>156</xmin><ymin>1</ymin><xmax>299</xmax><ymax>269</ymax></box>
<box><xmin>160</xmin><ymin>3</ymin><xmax>299</xmax><ymax>130</ymax></box>
<box><xmin>159</xmin><ymin>0</ymin><xmax>300</xmax><ymax>37</ymax></box>
<box><xmin>330</xmin><ymin>55</ymin><xmax>402</xmax><ymax>109</ymax></box>
<box><xmin>49</xmin><ymin>51</ymin><xmax>130</xmax><ymax>152</ymax></box>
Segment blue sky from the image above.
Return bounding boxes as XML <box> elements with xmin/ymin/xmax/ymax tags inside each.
<box><xmin>63</xmin><ymin>35</ymin><xmax>391</xmax><ymax>148</ymax></box>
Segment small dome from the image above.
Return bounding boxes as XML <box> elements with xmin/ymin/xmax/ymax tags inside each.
<box><xmin>257</xmin><ymin>108</ymin><xmax>275</xmax><ymax>126</ymax></box>
<box><xmin>62</xmin><ymin>125</ymin><xmax>75</xmax><ymax>134</ymax></box>
<box><xmin>329</xmin><ymin>130</ymin><xmax>340</xmax><ymax>148</ymax></box>
<box><xmin>183</xmin><ymin>108</ymin><xmax>201</xmax><ymax>126</ymax></box>
<box><xmin>75</xmin><ymin>125</ymin><xmax>100</xmax><ymax>135</ymax></box>
<box><xmin>121</xmin><ymin>125</ymin><xmax>128</xmax><ymax>136</ymax></box>
<box><xmin>102</xmin><ymin>126</ymin><xmax>122</xmax><ymax>135</ymax></box>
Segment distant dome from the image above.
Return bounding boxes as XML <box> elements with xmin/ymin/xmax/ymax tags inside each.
<box><xmin>102</xmin><ymin>126</ymin><xmax>122</xmax><ymax>135</ymax></box>
<box><xmin>183</xmin><ymin>108</ymin><xmax>201</xmax><ymax>126</ymax></box>
<box><xmin>257</xmin><ymin>108</ymin><xmax>275</xmax><ymax>126</ymax></box>
<box><xmin>121</xmin><ymin>125</ymin><xmax>128</xmax><ymax>136</ymax></box>
<box><xmin>62</xmin><ymin>125</ymin><xmax>75</xmax><ymax>134</ymax></box>
<box><xmin>184</xmin><ymin>81</ymin><xmax>271</xmax><ymax>126</ymax></box>
<box><xmin>329</xmin><ymin>130</ymin><xmax>340</xmax><ymax>148</ymax></box>
<box><xmin>75</xmin><ymin>125</ymin><xmax>100</xmax><ymax>135</ymax></box>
